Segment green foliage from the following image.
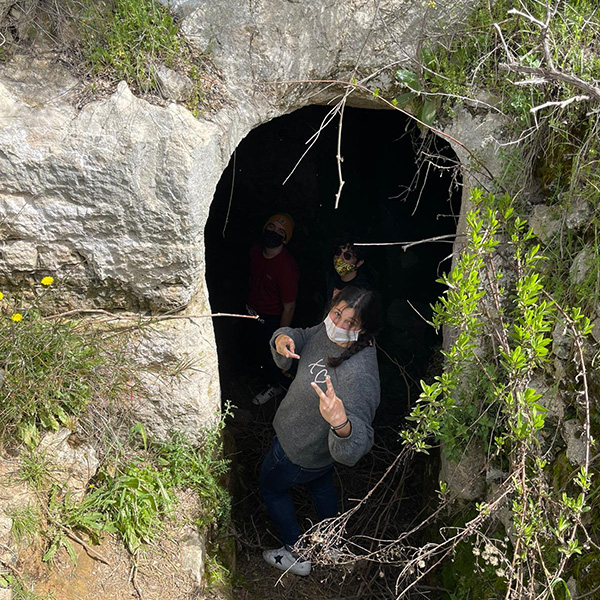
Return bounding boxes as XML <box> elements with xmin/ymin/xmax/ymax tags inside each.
<box><xmin>9</xmin><ymin>505</ymin><xmax>44</xmax><ymax>546</ymax></box>
<box><xmin>84</xmin><ymin>422</ymin><xmax>230</xmax><ymax>554</ymax></box>
<box><xmin>31</xmin><ymin>421</ymin><xmax>231</xmax><ymax>559</ymax></box>
<box><xmin>154</xmin><ymin>422</ymin><xmax>232</xmax><ymax>530</ymax></box>
<box><xmin>86</xmin><ymin>458</ymin><xmax>176</xmax><ymax>554</ymax></box>
<box><xmin>393</xmin><ymin>68</ymin><xmax>439</xmax><ymax>130</ymax></box>
<box><xmin>80</xmin><ymin>0</ymin><xmax>181</xmax><ymax>92</ymax></box>
<box><xmin>401</xmin><ymin>188</ymin><xmax>596</xmax><ymax>597</ymax></box>
<box><xmin>0</xmin><ymin>573</ymin><xmax>51</xmax><ymax>600</ymax></box>
<box><xmin>42</xmin><ymin>486</ymin><xmax>111</xmax><ymax>564</ymax></box>
<box><xmin>18</xmin><ymin>451</ymin><xmax>52</xmax><ymax>492</ymax></box>
<box><xmin>0</xmin><ymin>278</ymin><xmax>132</xmax><ymax>448</ymax></box>
<box><xmin>77</xmin><ymin>0</ymin><xmax>212</xmax><ymax>108</ymax></box>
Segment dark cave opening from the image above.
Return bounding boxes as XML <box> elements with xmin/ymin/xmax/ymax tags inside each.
<box><xmin>204</xmin><ymin>104</ymin><xmax>462</xmax><ymax>596</ymax></box>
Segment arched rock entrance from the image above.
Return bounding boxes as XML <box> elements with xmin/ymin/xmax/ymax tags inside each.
<box><xmin>204</xmin><ymin>104</ymin><xmax>462</xmax><ymax>592</ymax></box>
<box><xmin>206</xmin><ymin>104</ymin><xmax>461</xmax><ymax>410</ymax></box>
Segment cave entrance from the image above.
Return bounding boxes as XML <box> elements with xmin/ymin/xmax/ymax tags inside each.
<box><xmin>204</xmin><ymin>104</ymin><xmax>462</xmax><ymax>595</ymax></box>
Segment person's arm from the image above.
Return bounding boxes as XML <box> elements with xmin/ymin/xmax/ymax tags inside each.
<box><xmin>269</xmin><ymin>323</ymin><xmax>319</xmax><ymax>371</ymax></box>
<box><xmin>327</xmin><ymin>370</ymin><xmax>379</xmax><ymax>466</ymax></box>
<box><xmin>310</xmin><ymin>350</ymin><xmax>381</xmax><ymax>467</ymax></box>
<box><xmin>279</xmin><ymin>301</ymin><xmax>296</xmax><ymax>327</ymax></box>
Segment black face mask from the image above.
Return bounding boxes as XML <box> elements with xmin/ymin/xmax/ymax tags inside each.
<box><xmin>262</xmin><ymin>229</ymin><xmax>285</xmax><ymax>248</ymax></box>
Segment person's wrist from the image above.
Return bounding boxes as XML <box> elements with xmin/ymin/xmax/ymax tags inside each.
<box><xmin>330</xmin><ymin>417</ymin><xmax>349</xmax><ymax>431</ymax></box>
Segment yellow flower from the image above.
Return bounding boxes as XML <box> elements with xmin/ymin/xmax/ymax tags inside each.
<box><xmin>0</xmin><ymin>292</ymin><xmax>3</xmax><ymax>300</ymax></box>
<box><xmin>41</xmin><ymin>276</ymin><xmax>54</xmax><ymax>286</ymax></box>
<box><xmin>11</xmin><ymin>313</ymin><xmax>23</xmax><ymax>323</ymax></box>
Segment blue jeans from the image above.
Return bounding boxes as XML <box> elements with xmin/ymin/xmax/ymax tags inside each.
<box><xmin>260</xmin><ymin>437</ymin><xmax>338</xmax><ymax>547</ymax></box>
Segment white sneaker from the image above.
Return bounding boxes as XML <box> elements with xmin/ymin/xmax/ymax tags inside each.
<box><xmin>262</xmin><ymin>546</ymin><xmax>311</xmax><ymax>576</ymax></box>
<box><xmin>252</xmin><ymin>384</ymin><xmax>285</xmax><ymax>405</ymax></box>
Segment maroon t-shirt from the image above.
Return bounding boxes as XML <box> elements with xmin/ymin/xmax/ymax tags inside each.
<box><xmin>247</xmin><ymin>245</ymin><xmax>299</xmax><ymax>316</ymax></box>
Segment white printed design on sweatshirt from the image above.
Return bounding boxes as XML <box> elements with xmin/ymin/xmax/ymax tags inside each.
<box><xmin>308</xmin><ymin>359</ymin><xmax>328</xmax><ymax>384</ymax></box>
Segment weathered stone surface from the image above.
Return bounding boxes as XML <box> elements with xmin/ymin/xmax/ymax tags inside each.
<box><xmin>562</xmin><ymin>419</ymin><xmax>589</xmax><ymax>466</ymax></box>
<box><xmin>565</xmin><ymin>198</ymin><xmax>592</xmax><ymax>230</ymax></box>
<box><xmin>0</xmin><ymin>73</ymin><xmax>222</xmax><ymax>310</ymax></box>
<box><xmin>179</xmin><ymin>526</ymin><xmax>206</xmax><ymax>585</ymax></box>
<box><xmin>529</xmin><ymin>375</ymin><xmax>565</xmax><ymax>421</ymax></box>
<box><xmin>591</xmin><ymin>317</ymin><xmax>600</xmax><ymax>345</ymax></box>
<box><xmin>177</xmin><ymin>0</ymin><xmax>477</xmax><ymax>89</ymax></box>
<box><xmin>154</xmin><ymin>64</ymin><xmax>194</xmax><ymax>102</ymax></box>
<box><xmin>570</xmin><ymin>246</ymin><xmax>593</xmax><ymax>286</ymax></box>
<box><xmin>442</xmin><ymin>105</ymin><xmax>507</xmax><ymax>190</ymax></box>
<box><xmin>38</xmin><ymin>428</ymin><xmax>99</xmax><ymax>502</ymax></box>
<box><xmin>529</xmin><ymin>204</ymin><xmax>561</xmax><ymax>244</ymax></box>
<box><xmin>131</xmin><ymin>289</ymin><xmax>221</xmax><ymax>443</ymax></box>
<box><xmin>552</xmin><ymin>319</ymin><xmax>571</xmax><ymax>360</ymax></box>
<box><xmin>440</xmin><ymin>439</ymin><xmax>486</xmax><ymax>501</ymax></box>
<box><xmin>0</xmin><ymin>513</ymin><xmax>12</xmax><ymax>552</ymax></box>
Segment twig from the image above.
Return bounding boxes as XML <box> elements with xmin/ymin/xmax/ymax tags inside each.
<box><xmin>275</xmin><ymin>77</ymin><xmax>497</xmax><ymax>184</ymax></box>
<box><xmin>507</xmin><ymin>8</ymin><xmax>546</xmax><ymax>29</ymax></box>
<box><xmin>130</xmin><ymin>557</ymin><xmax>143</xmax><ymax>600</ymax></box>
<box><xmin>530</xmin><ymin>95</ymin><xmax>590</xmax><ymax>114</ymax></box>
<box><xmin>35</xmin><ymin>491</ymin><xmax>111</xmax><ymax>565</ymax></box>
<box><xmin>500</xmin><ymin>63</ymin><xmax>600</xmax><ymax>103</ymax></box>
<box><xmin>0</xmin><ymin>556</ymin><xmax>24</xmax><ymax>579</ymax></box>
<box><xmin>62</xmin><ymin>528</ymin><xmax>111</xmax><ymax>565</ymax></box>
<box><xmin>46</xmin><ymin>309</ymin><xmax>259</xmax><ymax>321</ymax></box>
<box><xmin>334</xmin><ymin>99</ymin><xmax>346</xmax><ymax>210</ymax></box>
<box><xmin>222</xmin><ymin>149</ymin><xmax>236</xmax><ymax>238</ymax></box>
<box><xmin>355</xmin><ymin>233</ymin><xmax>463</xmax><ymax>250</ymax></box>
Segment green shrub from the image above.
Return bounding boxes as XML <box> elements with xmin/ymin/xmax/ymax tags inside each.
<box><xmin>0</xmin><ymin>278</ymin><xmax>116</xmax><ymax>447</ymax></box>
<box><xmin>80</xmin><ymin>0</ymin><xmax>182</xmax><ymax>93</ymax></box>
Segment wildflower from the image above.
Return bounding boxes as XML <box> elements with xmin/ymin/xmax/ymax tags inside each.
<box><xmin>41</xmin><ymin>276</ymin><xmax>54</xmax><ymax>286</ymax></box>
<box><xmin>0</xmin><ymin>292</ymin><xmax>3</xmax><ymax>300</ymax></box>
<box><xmin>418</xmin><ymin>560</ymin><xmax>426</xmax><ymax>569</ymax></box>
<box><xmin>11</xmin><ymin>313</ymin><xmax>23</xmax><ymax>323</ymax></box>
<box><xmin>489</xmin><ymin>556</ymin><xmax>499</xmax><ymax>566</ymax></box>
<box><xmin>472</xmin><ymin>547</ymin><xmax>481</xmax><ymax>556</ymax></box>
<box><xmin>496</xmin><ymin>568</ymin><xmax>505</xmax><ymax>577</ymax></box>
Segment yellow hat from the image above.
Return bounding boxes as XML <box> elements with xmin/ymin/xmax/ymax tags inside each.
<box><xmin>264</xmin><ymin>213</ymin><xmax>294</xmax><ymax>242</ymax></box>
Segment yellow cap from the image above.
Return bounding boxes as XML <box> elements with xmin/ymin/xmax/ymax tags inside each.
<box><xmin>264</xmin><ymin>213</ymin><xmax>294</xmax><ymax>242</ymax></box>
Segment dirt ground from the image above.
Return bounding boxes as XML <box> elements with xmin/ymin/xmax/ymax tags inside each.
<box><xmin>26</xmin><ymin>493</ymin><xmax>217</xmax><ymax>600</ymax></box>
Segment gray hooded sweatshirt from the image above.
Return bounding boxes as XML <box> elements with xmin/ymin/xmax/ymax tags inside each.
<box><xmin>270</xmin><ymin>323</ymin><xmax>380</xmax><ymax>469</ymax></box>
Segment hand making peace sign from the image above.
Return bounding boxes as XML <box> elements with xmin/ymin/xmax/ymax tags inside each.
<box><xmin>311</xmin><ymin>375</ymin><xmax>351</xmax><ymax>437</ymax></box>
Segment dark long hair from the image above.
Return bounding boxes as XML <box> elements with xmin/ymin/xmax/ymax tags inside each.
<box><xmin>326</xmin><ymin>286</ymin><xmax>380</xmax><ymax>368</ymax></box>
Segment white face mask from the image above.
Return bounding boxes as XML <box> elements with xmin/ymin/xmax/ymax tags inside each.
<box><xmin>324</xmin><ymin>315</ymin><xmax>360</xmax><ymax>344</ymax></box>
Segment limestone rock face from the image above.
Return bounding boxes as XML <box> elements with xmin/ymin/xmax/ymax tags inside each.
<box><xmin>131</xmin><ymin>291</ymin><xmax>221</xmax><ymax>443</ymax></box>
<box><xmin>177</xmin><ymin>0</ymin><xmax>476</xmax><ymax>96</ymax></box>
<box><xmin>0</xmin><ymin>73</ymin><xmax>221</xmax><ymax>310</ymax></box>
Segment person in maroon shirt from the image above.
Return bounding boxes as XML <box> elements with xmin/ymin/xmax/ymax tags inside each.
<box><xmin>247</xmin><ymin>213</ymin><xmax>299</xmax><ymax>404</ymax></box>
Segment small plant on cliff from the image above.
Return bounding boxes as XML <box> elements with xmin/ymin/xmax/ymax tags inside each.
<box><xmin>78</xmin><ymin>0</ymin><xmax>213</xmax><ymax>110</ymax></box>
<box><xmin>0</xmin><ymin>277</ymin><xmax>127</xmax><ymax>448</ymax></box>
<box><xmin>64</xmin><ymin>421</ymin><xmax>231</xmax><ymax>556</ymax></box>
<box><xmin>80</xmin><ymin>0</ymin><xmax>181</xmax><ymax>92</ymax></box>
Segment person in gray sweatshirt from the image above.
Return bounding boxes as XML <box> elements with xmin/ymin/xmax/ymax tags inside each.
<box><xmin>260</xmin><ymin>286</ymin><xmax>381</xmax><ymax>576</ymax></box>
